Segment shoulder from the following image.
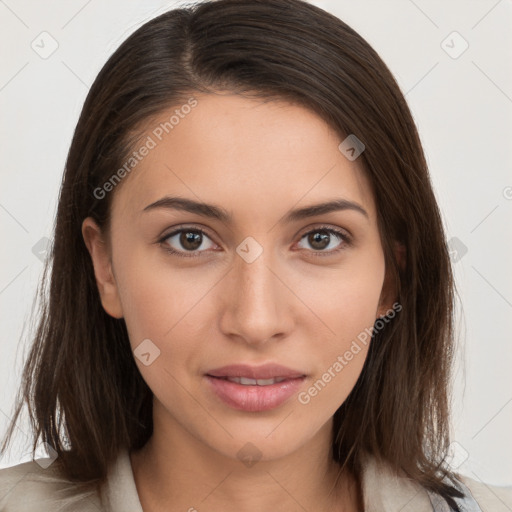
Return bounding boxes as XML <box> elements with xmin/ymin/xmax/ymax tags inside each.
<box><xmin>360</xmin><ymin>451</ymin><xmax>512</xmax><ymax>512</ymax></box>
<box><xmin>0</xmin><ymin>458</ymin><xmax>102</xmax><ymax>512</ymax></box>
<box><xmin>459</xmin><ymin>474</ymin><xmax>512</xmax><ymax>512</ymax></box>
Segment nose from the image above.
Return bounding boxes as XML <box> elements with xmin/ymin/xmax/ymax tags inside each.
<box><xmin>218</xmin><ymin>245</ymin><xmax>295</xmax><ymax>347</ymax></box>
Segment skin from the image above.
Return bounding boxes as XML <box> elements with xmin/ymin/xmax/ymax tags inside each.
<box><xmin>82</xmin><ymin>91</ymin><xmax>397</xmax><ymax>512</ymax></box>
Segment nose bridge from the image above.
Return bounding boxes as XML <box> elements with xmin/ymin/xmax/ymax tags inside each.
<box><xmin>220</xmin><ymin>237</ymin><xmax>292</xmax><ymax>344</ymax></box>
<box><xmin>238</xmin><ymin>247</ymin><xmax>276</xmax><ymax>305</ymax></box>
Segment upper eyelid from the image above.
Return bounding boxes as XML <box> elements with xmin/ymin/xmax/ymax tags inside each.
<box><xmin>161</xmin><ymin>223</ymin><xmax>350</xmax><ymax>239</ymax></box>
<box><xmin>160</xmin><ymin>225</ymin><xmax>217</xmax><ymax>243</ymax></box>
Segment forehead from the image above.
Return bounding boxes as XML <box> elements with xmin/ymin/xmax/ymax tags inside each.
<box><xmin>111</xmin><ymin>92</ymin><xmax>376</xmax><ymax>225</ymax></box>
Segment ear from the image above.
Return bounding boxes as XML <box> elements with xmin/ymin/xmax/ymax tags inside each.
<box><xmin>376</xmin><ymin>241</ymin><xmax>405</xmax><ymax>319</ymax></box>
<box><xmin>81</xmin><ymin>217</ymin><xmax>124</xmax><ymax>319</ymax></box>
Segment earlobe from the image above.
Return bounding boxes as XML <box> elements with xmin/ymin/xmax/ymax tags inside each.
<box><xmin>81</xmin><ymin>217</ymin><xmax>124</xmax><ymax>319</ymax></box>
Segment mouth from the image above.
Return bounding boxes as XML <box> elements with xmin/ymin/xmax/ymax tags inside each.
<box><xmin>204</xmin><ymin>363</ymin><xmax>307</xmax><ymax>412</ymax></box>
<box><xmin>206</xmin><ymin>363</ymin><xmax>306</xmax><ymax>380</ymax></box>
<box><xmin>210</xmin><ymin>376</ymin><xmax>291</xmax><ymax>386</ymax></box>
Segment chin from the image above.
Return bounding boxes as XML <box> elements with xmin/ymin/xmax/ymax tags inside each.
<box><xmin>199</xmin><ymin>420</ymin><xmax>322</xmax><ymax>464</ymax></box>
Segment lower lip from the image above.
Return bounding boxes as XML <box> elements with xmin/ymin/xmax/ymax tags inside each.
<box><xmin>205</xmin><ymin>376</ymin><xmax>306</xmax><ymax>412</ymax></box>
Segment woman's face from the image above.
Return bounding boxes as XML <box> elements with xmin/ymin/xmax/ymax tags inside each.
<box><xmin>83</xmin><ymin>92</ymin><xmax>393</xmax><ymax>462</ymax></box>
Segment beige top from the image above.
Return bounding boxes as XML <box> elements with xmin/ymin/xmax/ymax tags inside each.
<box><xmin>1</xmin><ymin>449</ymin><xmax>511</xmax><ymax>511</ymax></box>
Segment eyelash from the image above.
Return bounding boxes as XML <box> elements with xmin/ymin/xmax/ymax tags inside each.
<box><xmin>158</xmin><ymin>225</ymin><xmax>352</xmax><ymax>259</ymax></box>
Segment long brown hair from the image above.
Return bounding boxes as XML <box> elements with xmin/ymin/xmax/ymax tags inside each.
<box><xmin>1</xmin><ymin>0</ymin><xmax>464</xmax><ymax>507</ymax></box>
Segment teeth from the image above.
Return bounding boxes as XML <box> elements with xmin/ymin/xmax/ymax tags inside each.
<box><xmin>225</xmin><ymin>376</ymin><xmax>288</xmax><ymax>386</ymax></box>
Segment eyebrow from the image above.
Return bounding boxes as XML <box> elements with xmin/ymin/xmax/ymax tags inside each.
<box><xmin>142</xmin><ymin>196</ymin><xmax>369</xmax><ymax>223</ymax></box>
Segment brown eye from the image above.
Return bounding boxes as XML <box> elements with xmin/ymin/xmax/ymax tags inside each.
<box><xmin>296</xmin><ymin>227</ymin><xmax>350</xmax><ymax>256</ymax></box>
<box><xmin>161</xmin><ymin>228</ymin><xmax>216</xmax><ymax>257</ymax></box>
<box><xmin>307</xmin><ymin>231</ymin><xmax>331</xmax><ymax>250</ymax></box>
<box><xmin>178</xmin><ymin>231</ymin><xmax>203</xmax><ymax>251</ymax></box>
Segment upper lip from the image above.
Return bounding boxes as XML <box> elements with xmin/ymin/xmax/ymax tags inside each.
<box><xmin>206</xmin><ymin>364</ymin><xmax>306</xmax><ymax>380</ymax></box>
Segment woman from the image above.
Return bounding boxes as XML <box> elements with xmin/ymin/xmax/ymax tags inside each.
<box><xmin>1</xmin><ymin>0</ymin><xmax>510</xmax><ymax>510</ymax></box>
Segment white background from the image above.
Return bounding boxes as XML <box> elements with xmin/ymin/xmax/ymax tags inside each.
<box><xmin>1</xmin><ymin>0</ymin><xmax>511</xmax><ymax>488</ymax></box>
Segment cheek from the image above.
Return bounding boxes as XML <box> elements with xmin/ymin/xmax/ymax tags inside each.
<box><xmin>114</xmin><ymin>250</ymin><xmax>220</xmax><ymax>371</ymax></box>
<box><xmin>296</xmin><ymin>244</ymin><xmax>385</xmax><ymax>336</ymax></box>
<box><xmin>295</xmin><ymin>251</ymin><xmax>384</xmax><ymax>406</ymax></box>
<box><xmin>114</xmin><ymin>241</ymin><xmax>191</xmax><ymax>333</ymax></box>
<box><xmin>294</xmin><ymin>294</ymin><xmax>378</xmax><ymax>419</ymax></box>
<box><xmin>115</xmin><ymin>258</ymin><xmax>211</xmax><ymax>410</ymax></box>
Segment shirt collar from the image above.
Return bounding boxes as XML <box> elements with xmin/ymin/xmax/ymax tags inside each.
<box><xmin>102</xmin><ymin>448</ymin><xmax>434</xmax><ymax>512</ymax></box>
<box><xmin>359</xmin><ymin>451</ymin><xmax>434</xmax><ymax>511</ymax></box>
<box><xmin>101</xmin><ymin>449</ymin><xmax>143</xmax><ymax>511</ymax></box>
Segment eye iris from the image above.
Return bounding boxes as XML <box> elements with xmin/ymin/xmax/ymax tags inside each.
<box><xmin>180</xmin><ymin>231</ymin><xmax>202</xmax><ymax>251</ymax></box>
<box><xmin>309</xmin><ymin>231</ymin><xmax>330</xmax><ymax>250</ymax></box>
